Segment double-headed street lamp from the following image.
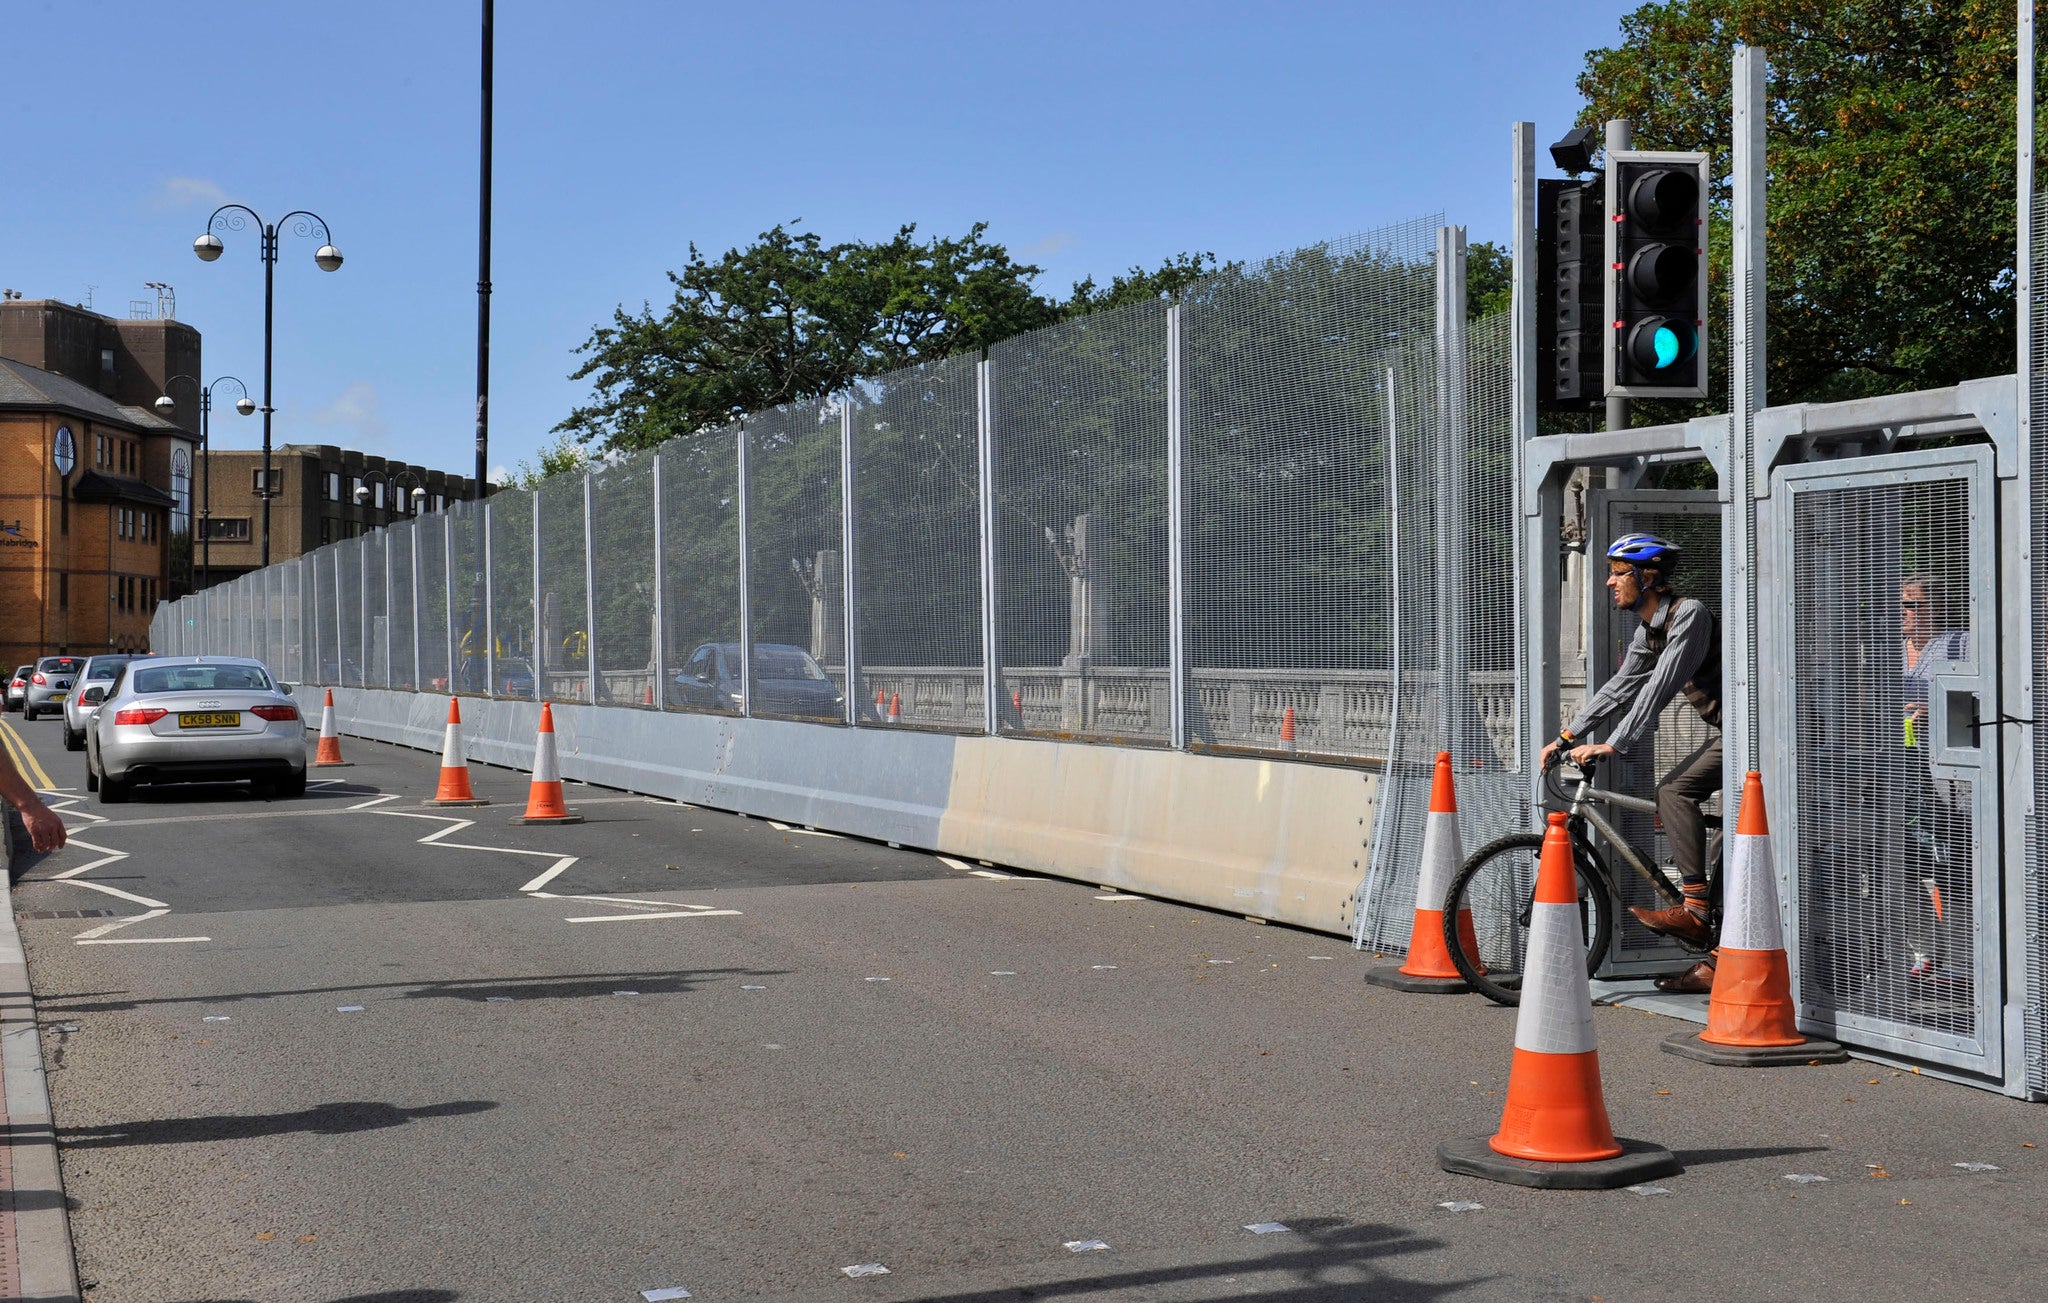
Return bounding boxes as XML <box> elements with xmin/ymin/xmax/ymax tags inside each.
<box><xmin>194</xmin><ymin>204</ymin><xmax>345</xmax><ymax>568</ymax></box>
<box><xmin>154</xmin><ymin>375</ymin><xmax>254</xmax><ymax>590</ymax></box>
<box><xmin>354</xmin><ymin>466</ymin><xmax>429</xmax><ymax>513</ymax></box>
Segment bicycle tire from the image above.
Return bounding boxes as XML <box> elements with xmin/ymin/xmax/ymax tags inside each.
<box><xmin>1443</xmin><ymin>830</ymin><xmax>1612</xmax><ymax>1007</ymax></box>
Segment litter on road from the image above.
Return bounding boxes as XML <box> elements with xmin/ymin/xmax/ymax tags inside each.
<box><xmin>641</xmin><ymin>1289</ymin><xmax>692</xmax><ymax>1301</ymax></box>
<box><xmin>1783</xmin><ymin>1174</ymin><xmax>1829</xmax><ymax>1184</ymax></box>
<box><xmin>1436</xmin><ymin>1201</ymin><xmax>1484</xmax><ymax>1212</ymax></box>
<box><xmin>741</xmin><ymin>985</ymin><xmax>766</xmax><ymax>990</ymax></box>
<box><xmin>1244</xmin><ymin>1222</ymin><xmax>1289</xmax><ymax>1234</ymax></box>
<box><xmin>336</xmin><ymin>1005</ymin><xmax>365</xmax><ymax>1013</ymax></box>
<box><xmin>990</xmin><ymin>971</ymin><xmax>1016</xmax><ymax>976</ymax></box>
<box><xmin>1092</xmin><ymin>965</ymin><xmax>1118</xmax><ymax>970</ymax></box>
<box><xmin>841</xmin><ymin>1264</ymin><xmax>890</xmax><ymax>1278</ymax></box>
<box><xmin>1629</xmin><ymin>1185</ymin><xmax>1674</xmax><ymax>1197</ymax></box>
<box><xmin>865</xmin><ymin>977</ymin><xmax>890</xmax><ymax>982</ymax></box>
<box><xmin>1954</xmin><ymin>1162</ymin><xmax>2002</xmax><ymax>1172</ymax></box>
<box><xmin>1063</xmin><ymin>1239</ymin><xmax>1110</xmax><ymax>1253</ymax></box>
<box><xmin>486</xmin><ymin>996</ymin><xmax>514</xmax><ymax>1003</ymax></box>
<box><xmin>203</xmin><ymin>1015</ymin><xmax>230</xmax><ymax>1023</ymax></box>
<box><xmin>614</xmin><ymin>990</ymin><xmax>640</xmax><ymax>996</ymax></box>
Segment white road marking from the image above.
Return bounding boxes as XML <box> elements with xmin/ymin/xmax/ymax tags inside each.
<box><xmin>1095</xmin><ymin>893</ymin><xmax>1145</xmax><ymax>900</ymax></box>
<box><xmin>971</xmin><ymin>870</ymin><xmax>1013</xmax><ymax>879</ymax></box>
<box><xmin>563</xmin><ymin>908</ymin><xmax>741</xmax><ymax>924</ymax></box>
<box><xmin>347</xmin><ymin>793</ymin><xmax>404</xmax><ymax>811</ymax></box>
<box><xmin>49</xmin><ymin>839</ymin><xmax>129</xmax><ymax>881</ymax></box>
<box><xmin>73</xmin><ymin>908</ymin><xmax>167</xmax><ymax>940</ymax></box>
<box><xmin>78</xmin><ymin>936</ymin><xmax>212</xmax><ymax>945</ymax></box>
<box><xmin>937</xmin><ymin>856</ymin><xmax>975</xmax><ymax>873</ymax></box>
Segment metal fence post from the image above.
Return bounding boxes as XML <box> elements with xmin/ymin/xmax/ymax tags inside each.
<box><xmin>333</xmin><ymin>550</ymin><xmax>345</xmax><ymax>686</ymax></box>
<box><xmin>840</xmin><ymin>395</ymin><xmax>860</xmax><ymax>725</ymax></box>
<box><xmin>1165</xmin><ymin>303</ymin><xmax>1188</xmax><ymax>751</ymax></box>
<box><xmin>530</xmin><ymin>489</ymin><xmax>541</xmax><ymax>701</ymax></box>
<box><xmin>1434</xmin><ymin>225</ymin><xmax>1478</xmax><ymax>762</ymax></box>
<box><xmin>444</xmin><ymin>510</ymin><xmax>457</xmax><ymax>695</ymax></box>
<box><xmin>1727</xmin><ymin>44</ymin><xmax>1768</xmax><ymax>789</ymax></box>
<box><xmin>583</xmin><ymin>472</ymin><xmax>599</xmax><ymax>704</ymax></box>
<box><xmin>736</xmin><ymin>421</ymin><xmax>753</xmax><ymax>717</ymax></box>
<box><xmin>482</xmin><ymin>500</ymin><xmax>496</xmax><ymax>698</ymax></box>
<box><xmin>410</xmin><ymin>521</ymin><xmax>423</xmax><ymax>690</ymax></box>
<box><xmin>1512</xmin><ymin>122</ymin><xmax>1537</xmax><ymax>782</ymax></box>
<box><xmin>976</xmin><ymin>358</ymin><xmax>999</xmax><ymax>736</ymax></box>
<box><xmin>383</xmin><ymin>526</ymin><xmax>394</xmax><ymax>689</ymax></box>
<box><xmin>358</xmin><ymin>542</ymin><xmax>369</xmax><ymax>686</ymax></box>
<box><xmin>1359</xmin><ymin>366</ymin><xmax>1406</xmax><ymax>945</ymax></box>
<box><xmin>308</xmin><ymin>551</ymin><xmax>321</xmax><ymax>680</ymax></box>
<box><xmin>650</xmin><ymin>451</ymin><xmax>665</xmax><ymax>710</ymax></box>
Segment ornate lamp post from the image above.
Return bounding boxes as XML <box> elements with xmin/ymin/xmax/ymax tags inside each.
<box><xmin>155</xmin><ymin>375</ymin><xmax>254</xmax><ymax>590</ymax></box>
<box><xmin>354</xmin><ymin>466</ymin><xmax>430</xmax><ymax>515</ymax></box>
<box><xmin>193</xmin><ymin>204</ymin><xmax>344</xmax><ymax>568</ymax></box>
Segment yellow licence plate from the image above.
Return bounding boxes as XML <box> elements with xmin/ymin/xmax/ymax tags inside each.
<box><xmin>178</xmin><ymin>712</ymin><xmax>241</xmax><ymax>729</ymax></box>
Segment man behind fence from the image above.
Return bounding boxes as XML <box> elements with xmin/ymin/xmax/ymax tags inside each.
<box><xmin>1538</xmin><ymin>532</ymin><xmax>1723</xmax><ymax>994</ymax></box>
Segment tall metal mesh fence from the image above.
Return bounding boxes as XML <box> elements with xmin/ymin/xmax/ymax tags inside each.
<box><xmin>536</xmin><ymin>479</ymin><xmax>588</xmax><ymax>702</ymax></box>
<box><xmin>659</xmin><ymin>425</ymin><xmax>742</xmax><ymax>714</ymax></box>
<box><xmin>449</xmin><ymin>501</ymin><xmax>486</xmax><ymax>694</ymax></box>
<box><xmin>485</xmin><ymin>490</ymin><xmax>533</xmax><ymax>698</ymax></box>
<box><xmin>363</xmin><ymin>530</ymin><xmax>388</xmax><ymax>688</ymax></box>
<box><xmin>336</xmin><ymin>538</ymin><xmax>363</xmax><ymax>688</ymax></box>
<box><xmin>282</xmin><ymin>556</ymin><xmax>304</xmax><ymax>683</ymax></box>
<box><xmin>592</xmin><ymin>450</ymin><xmax>656</xmax><ymax>706</ymax></box>
<box><xmin>746</xmin><ymin>401</ymin><xmax>848</xmax><ymax>723</ymax></box>
<box><xmin>852</xmin><ymin>352</ymin><xmax>984</xmax><ymax>731</ymax></box>
<box><xmin>414</xmin><ymin>514</ymin><xmax>451</xmax><ymax>691</ymax></box>
<box><xmin>990</xmin><ymin>299</ymin><xmax>1171</xmax><ymax>744</ymax></box>
<box><xmin>2030</xmin><ymin>189</ymin><xmax>2047</xmax><ymax>1095</ymax></box>
<box><xmin>388</xmin><ymin>522</ymin><xmax>416</xmax><ymax>690</ymax></box>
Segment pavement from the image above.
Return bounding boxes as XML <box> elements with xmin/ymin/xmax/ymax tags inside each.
<box><xmin>0</xmin><ymin>712</ymin><xmax>2044</xmax><ymax>1302</ymax></box>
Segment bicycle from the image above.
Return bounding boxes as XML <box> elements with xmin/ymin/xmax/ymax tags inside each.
<box><xmin>1442</xmin><ymin>752</ymin><xmax>1722</xmax><ymax>1007</ymax></box>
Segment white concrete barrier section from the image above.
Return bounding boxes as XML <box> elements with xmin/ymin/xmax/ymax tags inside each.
<box><xmin>304</xmin><ymin>687</ymin><xmax>1376</xmax><ymax>936</ymax></box>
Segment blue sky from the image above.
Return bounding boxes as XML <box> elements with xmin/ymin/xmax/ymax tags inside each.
<box><xmin>4</xmin><ymin>0</ymin><xmax>1641</xmax><ymax>480</ymax></box>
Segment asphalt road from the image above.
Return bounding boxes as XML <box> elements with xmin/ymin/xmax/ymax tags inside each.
<box><xmin>3</xmin><ymin>712</ymin><xmax>2044</xmax><ymax>1303</ymax></box>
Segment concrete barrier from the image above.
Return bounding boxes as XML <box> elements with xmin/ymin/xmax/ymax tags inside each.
<box><xmin>305</xmin><ymin>687</ymin><xmax>1377</xmax><ymax>937</ymax></box>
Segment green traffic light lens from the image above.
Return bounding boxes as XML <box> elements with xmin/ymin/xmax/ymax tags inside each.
<box><xmin>1653</xmin><ymin>326</ymin><xmax>1682</xmax><ymax>370</ymax></box>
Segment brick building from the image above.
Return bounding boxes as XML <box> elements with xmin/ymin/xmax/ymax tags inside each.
<box><xmin>197</xmin><ymin>445</ymin><xmax>479</xmax><ymax>585</ymax></box>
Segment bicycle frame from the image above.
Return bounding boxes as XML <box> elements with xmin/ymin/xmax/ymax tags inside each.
<box><xmin>1553</xmin><ymin>764</ymin><xmax>1720</xmax><ymax>908</ymax></box>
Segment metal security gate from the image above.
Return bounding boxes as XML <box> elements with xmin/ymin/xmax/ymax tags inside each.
<box><xmin>1773</xmin><ymin>447</ymin><xmax>2003</xmax><ymax>1077</ymax></box>
<box><xmin>1586</xmin><ymin>489</ymin><xmax>1721</xmax><ymax>976</ymax></box>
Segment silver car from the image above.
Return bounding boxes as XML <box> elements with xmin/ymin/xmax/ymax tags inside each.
<box><xmin>23</xmin><ymin>655</ymin><xmax>85</xmax><ymax>719</ymax></box>
<box><xmin>62</xmin><ymin>655</ymin><xmax>136</xmax><ymax>752</ymax></box>
<box><xmin>86</xmin><ymin>656</ymin><xmax>308</xmax><ymax>803</ymax></box>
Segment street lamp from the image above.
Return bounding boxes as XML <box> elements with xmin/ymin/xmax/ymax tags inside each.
<box><xmin>193</xmin><ymin>203</ymin><xmax>345</xmax><ymax>568</ymax></box>
<box><xmin>155</xmin><ymin>375</ymin><xmax>254</xmax><ymax>590</ymax></box>
<box><xmin>354</xmin><ymin>466</ymin><xmax>430</xmax><ymax>515</ymax></box>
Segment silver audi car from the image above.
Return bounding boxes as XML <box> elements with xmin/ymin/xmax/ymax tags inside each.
<box><xmin>62</xmin><ymin>654</ymin><xmax>136</xmax><ymax>751</ymax></box>
<box><xmin>86</xmin><ymin>656</ymin><xmax>308</xmax><ymax>803</ymax></box>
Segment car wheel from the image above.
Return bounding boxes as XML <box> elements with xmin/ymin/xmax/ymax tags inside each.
<box><xmin>97</xmin><ymin>771</ymin><xmax>131</xmax><ymax>804</ymax></box>
<box><xmin>84</xmin><ymin>750</ymin><xmax>98</xmax><ymax>792</ymax></box>
<box><xmin>62</xmin><ymin>726</ymin><xmax>82</xmax><ymax>752</ymax></box>
<box><xmin>265</xmin><ymin>769</ymin><xmax>308</xmax><ymax>800</ymax></box>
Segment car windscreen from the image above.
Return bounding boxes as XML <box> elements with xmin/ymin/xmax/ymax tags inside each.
<box><xmin>129</xmin><ymin>664</ymin><xmax>275</xmax><ymax>695</ymax></box>
<box><xmin>38</xmin><ymin>658</ymin><xmax>83</xmax><ymax>673</ymax></box>
<box><xmin>85</xmin><ymin>661</ymin><xmax>133</xmax><ymax>680</ymax></box>
<box><xmin>752</xmin><ymin>648</ymin><xmax>827</xmax><ymax>681</ymax></box>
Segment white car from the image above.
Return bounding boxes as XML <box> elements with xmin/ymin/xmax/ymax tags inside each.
<box><xmin>86</xmin><ymin>656</ymin><xmax>307</xmax><ymax>803</ymax></box>
<box><xmin>62</xmin><ymin>654</ymin><xmax>137</xmax><ymax>752</ymax></box>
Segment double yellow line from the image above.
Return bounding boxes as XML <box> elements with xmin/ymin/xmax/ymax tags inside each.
<box><xmin>0</xmin><ymin>717</ymin><xmax>54</xmax><ymax>791</ymax></box>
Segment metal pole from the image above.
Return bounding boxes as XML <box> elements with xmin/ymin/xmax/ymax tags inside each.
<box><xmin>199</xmin><ymin>389</ymin><xmax>211</xmax><ymax>589</ymax></box>
<box><xmin>474</xmin><ymin>0</ymin><xmax>494</xmax><ymax>495</ymax></box>
<box><xmin>530</xmin><ymin>491</ymin><xmax>541</xmax><ymax>700</ymax></box>
<box><xmin>650</xmin><ymin>452</ymin><xmax>665</xmax><ymax>709</ymax></box>
<box><xmin>308</xmin><ymin>547</ymin><xmax>320</xmax><ymax>680</ymax></box>
<box><xmin>1165</xmin><ymin>304</ymin><xmax>1188</xmax><ymax>750</ymax></box>
<box><xmin>383</xmin><ymin>524</ymin><xmax>394</xmax><ymax>689</ymax></box>
<box><xmin>359</xmin><ymin>536</ymin><xmax>369</xmax><ymax>687</ymax></box>
<box><xmin>976</xmin><ymin>360</ymin><xmax>1000</xmax><ymax>735</ymax></box>
<box><xmin>1511</xmin><ymin>122</ymin><xmax>1537</xmax><ymax>779</ymax></box>
<box><xmin>333</xmin><ymin>548</ymin><xmax>344</xmax><ymax>686</ymax></box>
<box><xmin>1604</xmin><ymin>118</ymin><xmax>1633</xmax><ymax>441</ymax></box>
<box><xmin>1360</xmin><ymin>365</ymin><xmax>1405</xmax><ymax>947</ymax></box>
<box><xmin>482</xmin><ymin>500</ymin><xmax>496</xmax><ymax>696</ymax></box>
<box><xmin>583</xmin><ymin>473</ymin><xmax>598</xmax><ymax>704</ymax></box>
<box><xmin>1729</xmin><ymin>46</ymin><xmax>1768</xmax><ymax>787</ymax></box>
<box><xmin>735</xmin><ymin>422</ymin><xmax>753</xmax><ymax>717</ymax></box>
<box><xmin>261</xmin><ymin>224</ymin><xmax>277</xmax><ymax>568</ymax></box>
<box><xmin>411</xmin><ymin>517</ymin><xmax>423</xmax><ymax>692</ymax></box>
<box><xmin>1434</xmin><ymin>225</ymin><xmax>1471</xmax><ymax>760</ymax></box>
<box><xmin>840</xmin><ymin>396</ymin><xmax>860</xmax><ymax>725</ymax></box>
<box><xmin>446</xmin><ymin>506</ymin><xmax>458</xmax><ymax>695</ymax></box>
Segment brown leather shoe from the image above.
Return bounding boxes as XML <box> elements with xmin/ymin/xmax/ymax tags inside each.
<box><xmin>1629</xmin><ymin>901</ymin><xmax>1715</xmax><ymax>949</ymax></box>
<box><xmin>1654</xmin><ymin>959</ymin><xmax>1716</xmax><ymax>994</ymax></box>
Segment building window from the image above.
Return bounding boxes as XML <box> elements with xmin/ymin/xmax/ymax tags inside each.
<box><xmin>208</xmin><ymin>517</ymin><xmax>251</xmax><ymax>541</ymax></box>
<box><xmin>171</xmin><ymin>449</ymin><xmax>192</xmax><ymax>534</ymax></box>
<box><xmin>350</xmin><ymin>475</ymin><xmax>364</xmax><ymax>505</ymax></box>
<box><xmin>373</xmin><ymin>480</ymin><xmax>388</xmax><ymax>510</ymax></box>
<box><xmin>320</xmin><ymin>518</ymin><xmax>335</xmax><ymax>545</ymax></box>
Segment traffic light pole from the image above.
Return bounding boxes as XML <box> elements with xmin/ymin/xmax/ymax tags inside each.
<box><xmin>1603</xmin><ymin>118</ymin><xmax>1632</xmax><ymax>443</ymax></box>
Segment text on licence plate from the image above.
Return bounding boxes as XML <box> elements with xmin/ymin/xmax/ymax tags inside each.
<box><xmin>178</xmin><ymin>712</ymin><xmax>241</xmax><ymax>729</ymax></box>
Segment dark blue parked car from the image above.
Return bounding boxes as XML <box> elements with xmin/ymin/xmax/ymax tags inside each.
<box><xmin>670</xmin><ymin>642</ymin><xmax>844</xmax><ymax>721</ymax></box>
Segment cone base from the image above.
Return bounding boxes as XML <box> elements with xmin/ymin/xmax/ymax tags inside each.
<box><xmin>424</xmin><ymin>798</ymin><xmax>492</xmax><ymax>808</ymax></box>
<box><xmin>516</xmin><ymin>814</ymin><xmax>584</xmax><ymax>825</ymax></box>
<box><xmin>1660</xmin><ymin>1030</ymin><xmax>1847</xmax><ymax>1067</ymax></box>
<box><xmin>1365</xmin><ymin>966</ymin><xmax>1470</xmax><ymax>994</ymax></box>
<box><xmin>1437</xmin><ymin>1135</ymin><xmax>1681</xmax><ymax>1190</ymax></box>
<box><xmin>311</xmin><ymin>761</ymin><xmax>354</xmax><ymax>768</ymax></box>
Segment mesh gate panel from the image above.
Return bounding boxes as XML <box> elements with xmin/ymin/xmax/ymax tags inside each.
<box><xmin>536</xmin><ymin>482</ymin><xmax>588</xmax><ymax>702</ymax></box>
<box><xmin>414</xmin><ymin>513</ymin><xmax>451</xmax><ymax>692</ymax></box>
<box><xmin>282</xmin><ymin>558</ymin><xmax>303</xmax><ymax>684</ymax></box>
<box><xmin>448</xmin><ymin>502</ymin><xmax>485</xmax><ymax>694</ymax></box>
<box><xmin>485</xmin><ymin>491</ymin><xmax>532</xmax><ymax>698</ymax></box>
<box><xmin>990</xmin><ymin>299</ymin><xmax>1170</xmax><ymax>745</ymax></box>
<box><xmin>591</xmin><ymin>450</ymin><xmax>656</xmax><ymax>707</ymax></box>
<box><xmin>1792</xmin><ymin>479</ymin><xmax>1977</xmax><ymax>1044</ymax></box>
<box><xmin>336</xmin><ymin>539</ymin><xmax>363</xmax><ymax>688</ymax></box>
<box><xmin>2031</xmin><ymin>190</ymin><xmax>2048</xmax><ymax>1094</ymax></box>
<box><xmin>746</xmin><ymin>402</ymin><xmax>847</xmax><ymax>723</ymax></box>
<box><xmin>852</xmin><ymin>353</ymin><xmax>983</xmax><ymax>732</ymax></box>
<box><xmin>312</xmin><ymin>546</ymin><xmax>337</xmax><ymax>683</ymax></box>
<box><xmin>362</xmin><ymin>531</ymin><xmax>388</xmax><ymax>688</ymax></box>
<box><xmin>659</xmin><ymin>427</ymin><xmax>742</xmax><ymax>715</ymax></box>
<box><xmin>387</xmin><ymin>523</ymin><xmax>416</xmax><ymax>690</ymax></box>
<box><xmin>1182</xmin><ymin>219</ymin><xmax>1435</xmax><ymax>760</ymax></box>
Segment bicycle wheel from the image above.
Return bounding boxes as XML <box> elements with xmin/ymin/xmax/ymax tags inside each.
<box><xmin>1443</xmin><ymin>831</ymin><xmax>1612</xmax><ymax>1007</ymax></box>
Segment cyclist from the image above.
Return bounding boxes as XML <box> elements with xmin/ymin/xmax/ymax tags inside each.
<box><xmin>1537</xmin><ymin>532</ymin><xmax>1722</xmax><ymax>993</ymax></box>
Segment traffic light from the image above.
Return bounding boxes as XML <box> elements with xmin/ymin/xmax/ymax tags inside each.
<box><xmin>1536</xmin><ymin>177</ymin><xmax>1604</xmax><ymax>411</ymax></box>
<box><xmin>1604</xmin><ymin>150</ymin><xmax>1710</xmax><ymax>398</ymax></box>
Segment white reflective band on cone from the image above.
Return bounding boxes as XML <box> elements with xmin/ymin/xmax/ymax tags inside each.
<box><xmin>1413</xmin><ymin>809</ymin><xmax>1463</xmax><ymax>912</ymax></box>
<box><xmin>441</xmin><ymin>723</ymin><xmax>464</xmax><ymax>768</ymax></box>
<box><xmin>1719</xmin><ymin>831</ymin><xmax>1784</xmax><ymax>952</ymax></box>
<box><xmin>1511</xmin><ymin>900</ymin><xmax>1598</xmax><ymax>1056</ymax></box>
<box><xmin>320</xmin><ymin>704</ymin><xmax>337</xmax><ymax>735</ymax></box>
<box><xmin>533</xmin><ymin>730</ymin><xmax>560</xmax><ymax>784</ymax></box>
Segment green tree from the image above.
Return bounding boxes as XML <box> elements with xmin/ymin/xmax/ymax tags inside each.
<box><xmin>1578</xmin><ymin>0</ymin><xmax>2041</xmax><ymax>405</ymax></box>
<box><xmin>510</xmin><ymin>431</ymin><xmax>591</xmax><ymax>489</ymax></box>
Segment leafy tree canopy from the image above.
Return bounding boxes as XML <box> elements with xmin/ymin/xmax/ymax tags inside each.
<box><xmin>1578</xmin><ymin>0</ymin><xmax>2040</xmax><ymax>404</ymax></box>
<box><xmin>558</xmin><ymin>224</ymin><xmax>1221</xmax><ymax>454</ymax></box>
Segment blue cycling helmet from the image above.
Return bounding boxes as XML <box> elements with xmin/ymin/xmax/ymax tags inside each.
<box><xmin>1606</xmin><ymin>533</ymin><xmax>1681</xmax><ymax>612</ymax></box>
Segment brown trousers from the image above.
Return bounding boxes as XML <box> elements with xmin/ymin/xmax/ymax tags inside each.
<box><xmin>1657</xmin><ymin>733</ymin><xmax>1723</xmax><ymax>887</ymax></box>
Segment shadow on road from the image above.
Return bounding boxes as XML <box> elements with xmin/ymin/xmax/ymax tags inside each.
<box><xmin>44</xmin><ymin>967</ymin><xmax>785</xmax><ymax>1014</ymax></box>
<box><xmin>57</xmin><ymin>1099</ymin><xmax>497</xmax><ymax>1149</ymax></box>
<box><xmin>167</xmin><ymin>1294</ymin><xmax>461</xmax><ymax>1303</ymax></box>
<box><xmin>1669</xmin><ymin>1145</ymin><xmax>1829</xmax><ymax>1168</ymax></box>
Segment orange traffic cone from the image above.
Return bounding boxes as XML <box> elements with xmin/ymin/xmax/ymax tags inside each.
<box><xmin>875</xmin><ymin>689</ymin><xmax>886</xmax><ymax>719</ymax></box>
<box><xmin>643</xmin><ymin>682</ymin><xmax>654</xmax><ymax>706</ymax></box>
<box><xmin>1279</xmin><ymin>707</ymin><xmax>1297</xmax><ymax>754</ymax></box>
<box><xmin>426</xmin><ymin>697</ymin><xmax>489</xmax><ymax>806</ymax></box>
<box><xmin>888</xmin><ymin>692</ymin><xmax>902</xmax><ymax>724</ymax></box>
<box><xmin>1012</xmin><ymin>690</ymin><xmax>1023</xmax><ymax>718</ymax></box>
<box><xmin>1368</xmin><ymin>753</ymin><xmax>1478</xmax><ymax>993</ymax></box>
<box><xmin>516</xmin><ymin>702</ymin><xmax>583</xmax><ymax>825</ymax></box>
<box><xmin>313</xmin><ymin>689</ymin><xmax>350</xmax><ymax>767</ymax></box>
<box><xmin>1438</xmin><ymin>812</ymin><xmax>1679</xmax><ymax>1189</ymax></box>
<box><xmin>1665</xmin><ymin>772</ymin><xmax>1846</xmax><ymax>1065</ymax></box>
